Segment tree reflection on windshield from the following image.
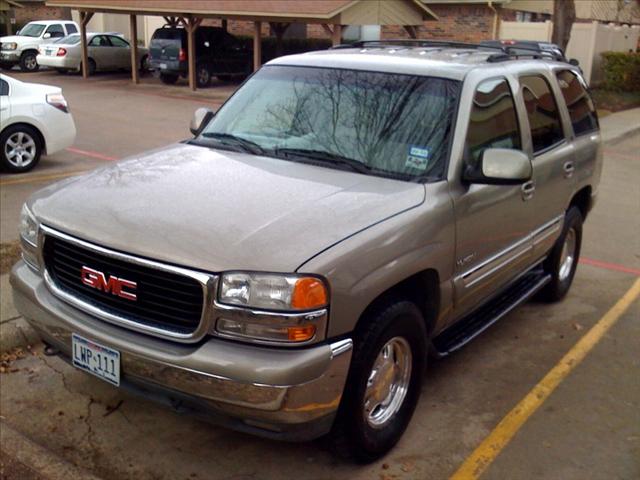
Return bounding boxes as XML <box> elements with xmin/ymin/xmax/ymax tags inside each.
<box><xmin>202</xmin><ymin>65</ymin><xmax>460</xmax><ymax>181</ymax></box>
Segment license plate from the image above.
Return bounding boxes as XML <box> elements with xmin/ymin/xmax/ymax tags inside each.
<box><xmin>72</xmin><ymin>333</ymin><xmax>121</xmax><ymax>386</ymax></box>
<box><xmin>160</xmin><ymin>63</ymin><xmax>167</xmax><ymax>70</ymax></box>
<box><xmin>46</xmin><ymin>49</ymin><xmax>53</xmax><ymax>56</ymax></box>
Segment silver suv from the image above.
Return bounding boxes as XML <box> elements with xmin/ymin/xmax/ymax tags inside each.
<box><xmin>11</xmin><ymin>41</ymin><xmax>602</xmax><ymax>462</ymax></box>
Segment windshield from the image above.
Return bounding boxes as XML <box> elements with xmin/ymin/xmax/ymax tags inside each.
<box><xmin>54</xmin><ymin>34</ymin><xmax>80</xmax><ymax>44</ymax></box>
<box><xmin>19</xmin><ymin>23</ymin><xmax>46</xmax><ymax>37</ymax></box>
<box><xmin>198</xmin><ymin>66</ymin><xmax>459</xmax><ymax>181</ymax></box>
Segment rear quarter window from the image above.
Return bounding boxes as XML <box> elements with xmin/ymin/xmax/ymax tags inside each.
<box><xmin>0</xmin><ymin>79</ymin><xmax>9</xmax><ymax>96</ymax></box>
<box><xmin>555</xmin><ymin>70</ymin><xmax>599</xmax><ymax>136</ymax></box>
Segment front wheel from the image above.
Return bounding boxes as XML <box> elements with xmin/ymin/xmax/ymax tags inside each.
<box><xmin>330</xmin><ymin>300</ymin><xmax>427</xmax><ymax>463</ymax></box>
<box><xmin>19</xmin><ymin>51</ymin><xmax>39</xmax><ymax>72</ymax></box>
<box><xmin>539</xmin><ymin>206</ymin><xmax>583</xmax><ymax>302</ymax></box>
<box><xmin>1</xmin><ymin>125</ymin><xmax>42</xmax><ymax>173</ymax></box>
<box><xmin>196</xmin><ymin>63</ymin><xmax>211</xmax><ymax>88</ymax></box>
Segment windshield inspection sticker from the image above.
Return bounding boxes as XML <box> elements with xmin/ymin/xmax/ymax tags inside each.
<box><xmin>406</xmin><ymin>145</ymin><xmax>430</xmax><ymax>171</ymax></box>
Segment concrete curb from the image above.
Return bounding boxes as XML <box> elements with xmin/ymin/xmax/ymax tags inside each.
<box><xmin>603</xmin><ymin>125</ymin><xmax>640</xmax><ymax>146</ymax></box>
<box><xmin>0</xmin><ymin>421</ymin><xmax>102</xmax><ymax>480</ymax></box>
<box><xmin>0</xmin><ymin>317</ymin><xmax>40</xmax><ymax>354</ymax></box>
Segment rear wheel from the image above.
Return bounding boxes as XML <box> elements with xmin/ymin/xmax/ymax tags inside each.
<box><xmin>539</xmin><ymin>206</ymin><xmax>583</xmax><ymax>302</ymax></box>
<box><xmin>19</xmin><ymin>51</ymin><xmax>39</xmax><ymax>72</ymax></box>
<box><xmin>196</xmin><ymin>63</ymin><xmax>211</xmax><ymax>88</ymax></box>
<box><xmin>1</xmin><ymin>125</ymin><xmax>42</xmax><ymax>173</ymax></box>
<box><xmin>330</xmin><ymin>300</ymin><xmax>427</xmax><ymax>463</ymax></box>
<box><xmin>160</xmin><ymin>73</ymin><xmax>179</xmax><ymax>85</ymax></box>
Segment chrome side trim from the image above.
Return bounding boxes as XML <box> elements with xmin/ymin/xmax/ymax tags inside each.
<box><xmin>40</xmin><ymin>225</ymin><xmax>217</xmax><ymax>343</ymax></box>
<box><xmin>211</xmin><ymin>301</ymin><xmax>328</xmax><ymax>347</ymax></box>
<box><xmin>532</xmin><ymin>214</ymin><xmax>564</xmax><ymax>247</ymax></box>
<box><xmin>330</xmin><ymin>338</ymin><xmax>353</xmax><ymax>357</ymax></box>
<box><xmin>460</xmin><ymin>235</ymin><xmax>532</xmax><ymax>288</ymax></box>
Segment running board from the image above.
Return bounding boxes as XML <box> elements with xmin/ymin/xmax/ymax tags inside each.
<box><xmin>431</xmin><ymin>270</ymin><xmax>551</xmax><ymax>358</ymax></box>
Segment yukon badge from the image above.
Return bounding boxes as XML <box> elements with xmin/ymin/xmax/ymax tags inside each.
<box><xmin>81</xmin><ymin>266</ymin><xmax>137</xmax><ymax>301</ymax></box>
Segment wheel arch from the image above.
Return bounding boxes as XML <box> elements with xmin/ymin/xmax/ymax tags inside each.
<box><xmin>354</xmin><ymin>269</ymin><xmax>441</xmax><ymax>338</ymax></box>
<box><xmin>569</xmin><ymin>185</ymin><xmax>592</xmax><ymax>220</ymax></box>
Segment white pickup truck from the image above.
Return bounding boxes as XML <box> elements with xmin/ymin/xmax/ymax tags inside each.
<box><xmin>0</xmin><ymin>20</ymin><xmax>80</xmax><ymax>72</ymax></box>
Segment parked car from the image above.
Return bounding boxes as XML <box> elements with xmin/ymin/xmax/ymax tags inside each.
<box><xmin>148</xmin><ymin>25</ymin><xmax>251</xmax><ymax>87</ymax></box>
<box><xmin>0</xmin><ymin>20</ymin><xmax>79</xmax><ymax>72</ymax></box>
<box><xmin>0</xmin><ymin>74</ymin><xmax>76</xmax><ymax>172</ymax></box>
<box><xmin>37</xmin><ymin>32</ymin><xmax>149</xmax><ymax>75</ymax></box>
<box><xmin>11</xmin><ymin>43</ymin><xmax>601</xmax><ymax>461</ymax></box>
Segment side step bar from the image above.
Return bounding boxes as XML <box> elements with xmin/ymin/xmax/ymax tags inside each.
<box><xmin>431</xmin><ymin>269</ymin><xmax>551</xmax><ymax>358</ymax></box>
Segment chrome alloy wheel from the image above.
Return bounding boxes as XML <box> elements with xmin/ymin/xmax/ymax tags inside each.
<box><xmin>363</xmin><ymin>336</ymin><xmax>412</xmax><ymax>428</ymax></box>
<box><xmin>4</xmin><ymin>131</ymin><xmax>36</xmax><ymax>168</ymax></box>
<box><xmin>24</xmin><ymin>54</ymin><xmax>37</xmax><ymax>71</ymax></box>
<box><xmin>558</xmin><ymin>227</ymin><xmax>577</xmax><ymax>281</ymax></box>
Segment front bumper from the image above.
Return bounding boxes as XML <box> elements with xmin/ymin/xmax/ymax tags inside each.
<box><xmin>0</xmin><ymin>51</ymin><xmax>20</xmax><ymax>63</ymax></box>
<box><xmin>11</xmin><ymin>262</ymin><xmax>353</xmax><ymax>441</ymax></box>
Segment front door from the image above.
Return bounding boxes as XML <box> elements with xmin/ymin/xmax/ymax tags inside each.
<box><xmin>451</xmin><ymin>77</ymin><xmax>533</xmax><ymax>320</ymax></box>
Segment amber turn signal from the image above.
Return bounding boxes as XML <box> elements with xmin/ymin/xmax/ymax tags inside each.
<box><xmin>291</xmin><ymin>277</ymin><xmax>328</xmax><ymax>310</ymax></box>
<box><xmin>287</xmin><ymin>324</ymin><xmax>317</xmax><ymax>342</ymax></box>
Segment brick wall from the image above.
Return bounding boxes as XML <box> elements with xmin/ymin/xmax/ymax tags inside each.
<box><xmin>382</xmin><ymin>4</ymin><xmax>496</xmax><ymax>43</ymax></box>
<box><xmin>13</xmin><ymin>3</ymin><xmax>71</xmax><ymax>28</ymax></box>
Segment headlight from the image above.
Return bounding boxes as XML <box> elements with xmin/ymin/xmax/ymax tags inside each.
<box><xmin>19</xmin><ymin>204</ymin><xmax>40</xmax><ymax>270</ymax></box>
<box><xmin>19</xmin><ymin>204</ymin><xmax>38</xmax><ymax>246</ymax></box>
<box><xmin>219</xmin><ymin>272</ymin><xmax>328</xmax><ymax>311</ymax></box>
<box><xmin>2</xmin><ymin>42</ymin><xmax>17</xmax><ymax>50</ymax></box>
<box><xmin>216</xmin><ymin>272</ymin><xmax>329</xmax><ymax>344</ymax></box>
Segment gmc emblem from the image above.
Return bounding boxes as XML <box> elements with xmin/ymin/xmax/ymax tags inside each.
<box><xmin>81</xmin><ymin>266</ymin><xmax>137</xmax><ymax>301</ymax></box>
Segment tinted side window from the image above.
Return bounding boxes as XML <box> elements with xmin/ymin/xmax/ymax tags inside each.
<box><xmin>0</xmin><ymin>79</ymin><xmax>8</xmax><ymax>96</ymax></box>
<box><xmin>65</xmin><ymin>24</ymin><xmax>78</xmax><ymax>34</ymax></box>
<box><xmin>520</xmin><ymin>75</ymin><xmax>565</xmax><ymax>153</ymax></box>
<box><xmin>109</xmin><ymin>36</ymin><xmax>129</xmax><ymax>47</ymax></box>
<box><xmin>46</xmin><ymin>24</ymin><xmax>65</xmax><ymax>38</ymax></box>
<box><xmin>556</xmin><ymin>70</ymin><xmax>599</xmax><ymax>136</ymax></box>
<box><xmin>465</xmin><ymin>78</ymin><xmax>521</xmax><ymax>166</ymax></box>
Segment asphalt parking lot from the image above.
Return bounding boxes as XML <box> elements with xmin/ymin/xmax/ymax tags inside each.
<box><xmin>1</xmin><ymin>70</ymin><xmax>639</xmax><ymax>480</ymax></box>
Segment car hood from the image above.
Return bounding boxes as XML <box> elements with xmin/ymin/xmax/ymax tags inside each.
<box><xmin>29</xmin><ymin>143</ymin><xmax>425</xmax><ymax>273</ymax></box>
<box><xmin>1</xmin><ymin>35</ymin><xmax>39</xmax><ymax>45</ymax></box>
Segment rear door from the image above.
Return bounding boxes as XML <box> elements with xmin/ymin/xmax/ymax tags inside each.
<box><xmin>517</xmin><ymin>73</ymin><xmax>574</xmax><ymax>260</ymax></box>
<box><xmin>107</xmin><ymin>35</ymin><xmax>131</xmax><ymax>69</ymax></box>
<box><xmin>452</xmin><ymin>76</ymin><xmax>533</xmax><ymax>319</ymax></box>
<box><xmin>0</xmin><ymin>78</ymin><xmax>10</xmax><ymax>130</ymax></box>
<box><xmin>88</xmin><ymin>35</ymin><xmax>114</xmax><ymax>69</ymax></box>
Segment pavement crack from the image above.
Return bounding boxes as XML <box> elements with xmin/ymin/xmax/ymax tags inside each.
<box><xmin>0</xmin><ymin>315</ymin><xmax>22</xmax><ymax>324</ymax></box>
<box><xmin>40</xmin><ymin>355</ymin><xmax>75</xmax><ymax>396</ymax></box>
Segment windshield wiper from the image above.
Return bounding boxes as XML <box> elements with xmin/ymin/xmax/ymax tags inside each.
<box><xmin>274</xmin><ymin>147</ymin><xmax>373</xmax><ymax>175</ymax></box>
<box><xmin>200</xmin><ymin>132</ymin><xmax>266</xmax><ymax>155</ymax></box>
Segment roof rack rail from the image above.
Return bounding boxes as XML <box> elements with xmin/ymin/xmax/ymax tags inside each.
<box><xmin>332</xmin><ymin>39</ymin><xmax>567</xmax><ymax>64</ymax></box>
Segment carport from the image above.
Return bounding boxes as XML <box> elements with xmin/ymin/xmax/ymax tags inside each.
<box><xmin>46</xmin><ymin>0</ymin><xmax>437</xmax><ymax>90</ymax></box>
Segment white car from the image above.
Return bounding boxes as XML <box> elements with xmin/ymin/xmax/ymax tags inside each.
<box><xmin>38</xmin><ymin>32</ymin><xmax>149</xmax><ymax>75</ymax></box>
<box><xmin>0</xmin><ymin>74</ymin><xmax>76</xmax><ymax>173</ymax></box>
<box><xmin>0</xmin><ymin>20</ymin><xmax>80</xmax><ymax>72</ymax></box>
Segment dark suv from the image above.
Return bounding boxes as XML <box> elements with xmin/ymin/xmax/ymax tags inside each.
<box><xmin>149</xmin><ymin>26</ymin><xmax>251</xmax><ymax>87</ymax></box>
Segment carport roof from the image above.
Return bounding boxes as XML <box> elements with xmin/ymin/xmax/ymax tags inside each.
<box><xmin>45</xmin><ymin>0</ymin><xmax>437</xmax><ymax>23</ymax></box>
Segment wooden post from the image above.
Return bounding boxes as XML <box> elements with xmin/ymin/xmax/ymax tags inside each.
<box><xmin>270</xmin><ymin>22</ymin><xmax>290</xmax><ymax>57</ymax></box>
<box><xmin>221</xmin><ymin>19</ymin><xmax>228</xmax><ymax>32</ymax></box>
<box><xmin>184</xmin><ymin>16</ymin><xmax>202</xmax><ymax>91</ymax></box>
<box><xmin>129</xmin><ymin>14</ymin><xmax>139</xmax><ymax>84</ymax></box>
<box><xmin>253</xmin><ymin>21</ymin><xmax>262</xmax><ymax>71</ymax></box>
<box><xmin>331</xmin><ymin>24</ymin><xmax>342</xmax><ymax>46</ymax></box>
<box><xmin>79</xmin><ymin>11</ymin><xmax>94</xmax><ymax>79</ymax></box>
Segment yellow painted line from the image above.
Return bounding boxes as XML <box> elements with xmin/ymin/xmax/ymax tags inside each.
<box><xmin>450</xmin><ymin>277</ymin><xmax>640</xmax><ymax>480</ymax></box>
<box><xmin>0</xmin><ymin>169</ymin><xmax>90</xmax><ymax>187</ymax></box>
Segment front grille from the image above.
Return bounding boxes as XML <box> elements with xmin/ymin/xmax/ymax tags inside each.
<box><xmin>43</xmin><ymin>235</ymin><xmax>205</xmax><ymax>335</ymax></box>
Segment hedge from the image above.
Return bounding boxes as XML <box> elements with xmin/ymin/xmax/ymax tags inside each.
<box><xmin>601</xmin><ymin>51</ymin><xmax>640</xmax><ymax>92</ymax></box>
<box><xmin>236</xmin><ymin>36</ymin><xmax>332</xmax><ymax>62</ymax></box>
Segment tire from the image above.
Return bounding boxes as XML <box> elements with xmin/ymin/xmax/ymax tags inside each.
<box><xmin>160</xmin><ymin>73</ymin><xmax>179</xmax><ymax>85</ymax></box>
<box><xmin>538</xmin><ymin>206</ymin><xmax>583</xmax><ymax>302</ymax></box>
<box><xmin>196</xmin><ymin>63</ymin><xmax>211</xmax><ymax>88</ymax></box>
<box><xmin>330</xmin><ymin>300</ymin><xmax>427</xmax><ymax>463</ymax></box>
<box><xmin>0</xmin><ymin>125</ymin><xmax>42</xmax><ymax>173</ymax></box>
<box><xmin>19</xmin><ymin>51</ymin><xmax>39</xmax><ymax>72</ymax></box>
<box><xmin>79</xmin><ymin>58</ymin><xmax>96</xmax><ymax>76</ymax></box>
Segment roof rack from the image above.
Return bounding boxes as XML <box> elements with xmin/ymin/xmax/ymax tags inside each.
<box><xmin>332</xmin><ymin>39</ymin><xmax>563</xmax><ymax>63</ymax></box>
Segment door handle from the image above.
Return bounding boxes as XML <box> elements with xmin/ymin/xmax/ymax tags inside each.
<box><xmin>521</xmin><ymin>180</ymin><xmax>535</xmax><ymax>201</ymax></box>
<box><xmin>563</xmin><ymin>161</ymin><xmax>575</xmax><ymax>178</ymax></box>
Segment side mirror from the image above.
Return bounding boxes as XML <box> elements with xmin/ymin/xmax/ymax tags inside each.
<box><xmin>463</xmin><ymin>148</ymin><xmax>532</xmax><ymax>185</ymax></box>
<box><xmin>190</xmin><ymin>107</ymin><xmax>215</xmax><ymax>136</ymax></box>
<box><xmin>569</xmin><ymin>58</ymin><xmax>580</xmax><ymax>66</ymax></box>
<box><xmin>43</xmin><ymin>32</ymin><xmax>51</xmax><ymax>39</ymax></box>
